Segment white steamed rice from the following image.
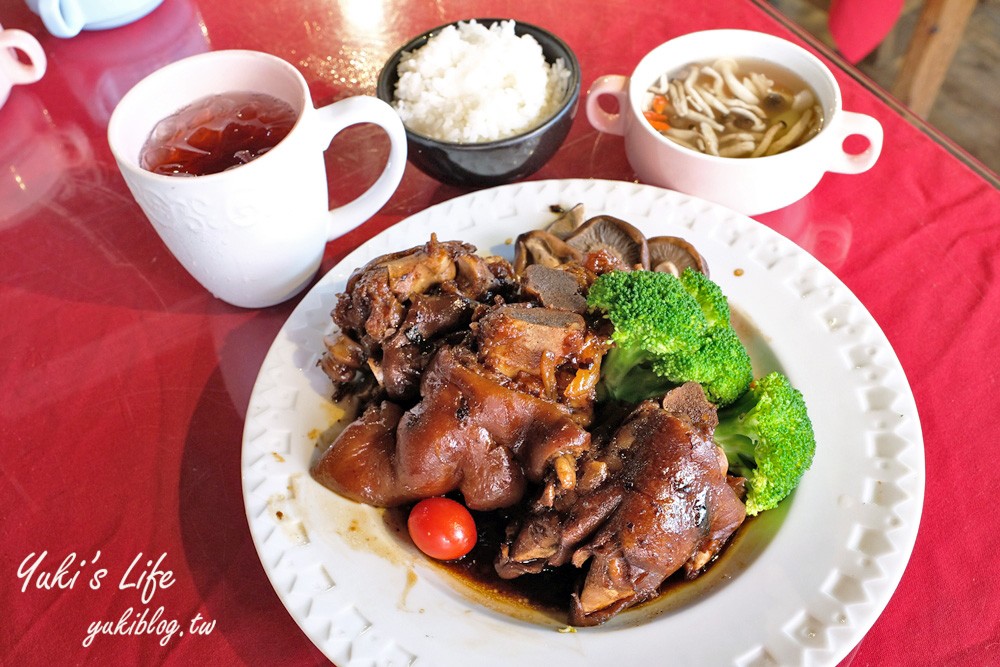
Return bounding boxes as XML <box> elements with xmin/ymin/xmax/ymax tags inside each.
<box><xmin>392</xmin><ymin>20</ymin><xmax>571</xmax><ymax>144</ymax></box>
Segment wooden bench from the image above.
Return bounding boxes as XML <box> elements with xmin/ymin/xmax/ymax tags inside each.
<box><xmin>891</xmin><ymin>0</ymin><xmax>978</xmax><ymax>117</ymax></box>
<box><xmin>775</xmin><ymin>0</ymin><xmax>978</xmax><ymax>118</ymax></box>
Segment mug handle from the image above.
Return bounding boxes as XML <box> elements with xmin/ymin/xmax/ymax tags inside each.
<box><xmin>825</xmin><ymin>111</ymin><xmax>883</xmax><ymax>174</ymax></box>
<box><xmin>311</xmin><ymin>96</ymin><xmax>407</xmax><ymax>242</ymax></box>
<box><xmin>37</xmin><ymin>0</ymin><xmax>86</xmax><ymax>38</ymax></box>
<box><xmin>586</xmin><ymin>74</ymin><xmax>630</xmax><ymax>136</ymax></box>
<box><xmin>0</xmin><ymin>29</ymin><xmax>47</xmax><ymax>84</ymax></box>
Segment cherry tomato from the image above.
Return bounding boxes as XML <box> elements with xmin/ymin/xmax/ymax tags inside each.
<box><xmin>407</xmin><ymin>497</ymin><xmax>477</xmax><ymax>560</ymax></box>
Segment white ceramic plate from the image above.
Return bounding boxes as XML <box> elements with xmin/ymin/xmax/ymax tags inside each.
<box><xmin>242</xmin><ymin>179</ymin><xmax>923</xmax><ymax>667</ymax></box>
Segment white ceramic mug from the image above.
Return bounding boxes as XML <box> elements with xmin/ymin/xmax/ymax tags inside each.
<box><xmin>25</xmin><ymin>0</ymin><xmax>164</xmax><ymax>38</ymax></box>
<box><xmin>587</xmin><ymin>30</ymin><xmax>883</xmax><ymax>216</ymax></box>
<box><xmin>108</xmin><ymin>50</ymin><xmax>408</xmax><ymax>308</ymax></box>
<box><xmin>0</xmin><ymin>24</ymin><xmax>46</xmax><ymax>108</ymax></box>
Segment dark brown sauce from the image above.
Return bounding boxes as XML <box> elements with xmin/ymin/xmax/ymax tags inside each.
<box><xmin>386</xmin><ymin>505</ymin><xmax>576</xmax><ymax>616</ymax></box>
<box><xmin>388</xmin><ymin>502</ymin><xmax>765</xmax><ymax>625</ymax></box>
<box><xmin>140</xmin><ymin>91</ymin><xmax>297</xmax><ymax>176</ymax></box>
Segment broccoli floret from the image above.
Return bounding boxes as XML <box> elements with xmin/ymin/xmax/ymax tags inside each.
<box><xmin>654</xmin><ymin>326</ymin><xmax>754</xmax><ymax>406</ymax></box>
<box><xmin>715</xmin><ymin>372</ymin><xmax>816</xmax><ymax>515</ymax></box>
<box><xmin>586</xmin><ymin>269</ymin><xmax>752</xmax><ymax>405</ymax></box>
<box><xmin>679</xmin><ymin>268</ymin><xmax>731</xmax><ymax>328</ymax></box>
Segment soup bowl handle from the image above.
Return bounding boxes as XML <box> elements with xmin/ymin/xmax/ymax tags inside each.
<box><xmin>825</xmin><ymin>111</ymin><xmax>883</xmax><ymax>175</ymax></box>
<box><xmin>586</xmin><ymin>75</ymin><xmax>630</xmax><ymax>136</ymax></box>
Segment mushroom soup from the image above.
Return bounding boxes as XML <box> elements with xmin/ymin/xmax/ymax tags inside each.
<box><xmin>643</xmin><ymin>58</ymin><xmax>824</xmax><ymax>158</ymax></box>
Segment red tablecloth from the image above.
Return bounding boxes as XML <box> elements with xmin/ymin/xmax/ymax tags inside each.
<box><xmin>2</xmin><ymin>0</ymin><xmax>998</xmax><ymax>665</ymax></box>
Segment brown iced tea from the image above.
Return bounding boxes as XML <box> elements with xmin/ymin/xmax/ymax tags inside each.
<box><xmin>140</xmin><ymin>91</ymin><xmax>298</xmax><ymax>176</ymax></box>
